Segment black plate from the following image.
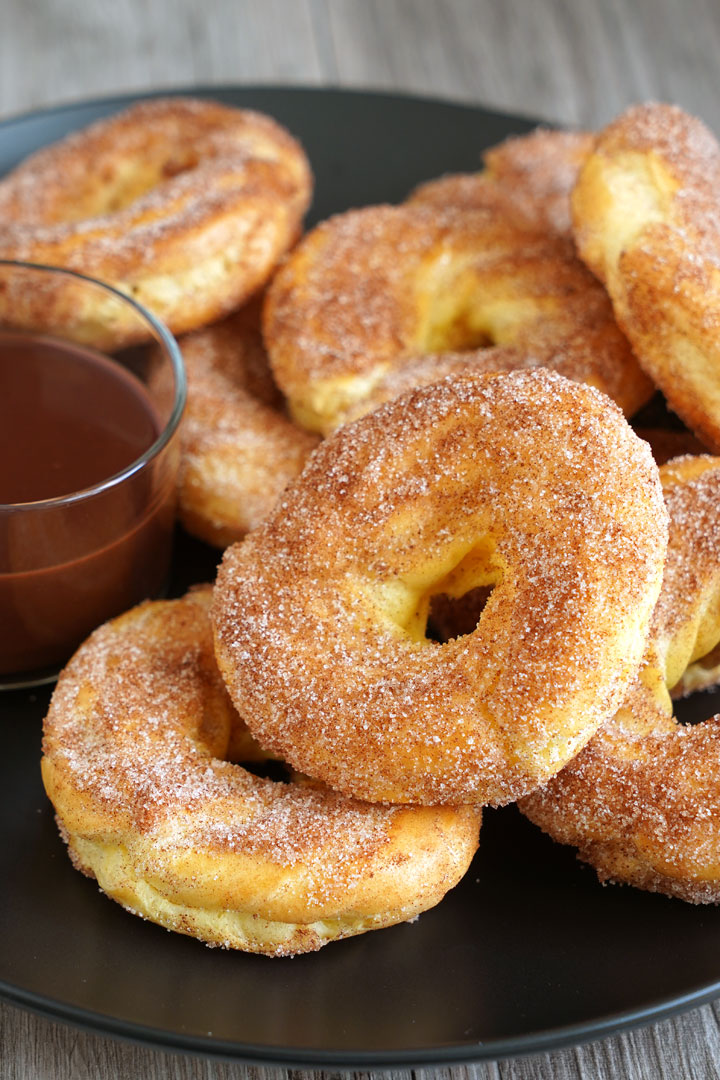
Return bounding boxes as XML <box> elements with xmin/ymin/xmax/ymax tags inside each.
<box><xmin>2</xmin><ymin>86</ymin><xmax>720</xmax><ymax>1069</ymax></box>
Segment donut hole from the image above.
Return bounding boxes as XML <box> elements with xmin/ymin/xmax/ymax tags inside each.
<box><xmin>670</xmin><ymin>640</ymin><xmax>720</xmax><ymax>703</ymax></box>
<box><xmin>101</xmin><ymin>154</ymin><xmax>200</xmax><ymax>213</ymax></box>
<box><xmin>428</xmin><ymin>586</ymin><xmax>494</xmax><ymax>643</ymax></box>
<box><xmin>161</xmin><ymin>152</ymin><xmax>200</xmax><ymax>180</ymax></box>
<box><xmin>673</xmin><ymin>673</ymin><xmax>720</xmax><ymax>727</ymax></box>
<box><xmin>376</xmin><ymin>535</ymin><xmax>504</xmax><ymax>643</ymax></box>
<box><xmin>235</xmin><ymin>758</ymin><xmax>327</xmax><ymax>790</ymax></box>
<box><xmin>55</xmin><ymin>152</ymin><xmax>203</xmax><ymax>221</ymax></box>
<box><xmin>425</xmin><ymin>309</ymin><xmax>494</xmax><ymax>352</ymax></box>
<box><xmin>237</xmin><ymin>758</ymin><xmax>293</xmax><ymax>784</ymax></box>
<box><xmin>421</xmin><ymin>289</ymin><xmax>498</xmax><ymax>354</ymax></box>
<box><xmin>418</xmin><ymin>260</ymin><xmax>551</xmax><ymax>355</ymax></box>
<box><xmin>690</xmin><ymin>640</ymin><xmax>720</xmax><ymax>677</ymax></box>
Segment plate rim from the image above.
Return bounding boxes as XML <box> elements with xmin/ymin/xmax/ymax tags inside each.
<box><xmin>0</xmin><ymin>80</ymin><xmax>546</xmax><ymax>136</ymax></box>
<box><xmin>1</xmin><ymin>81</ymin><xmax>718</xmax><ymax>1069</ymax></box>
<box><xmin>5</xmin><ymin>975</ymin><xmax>720</xmax><ymax>1068</ymax></box>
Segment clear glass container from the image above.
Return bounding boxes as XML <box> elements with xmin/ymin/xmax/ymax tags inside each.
<box><xmin>0</xmin><ymin>260</ymin><xmax>186</xmax><ymax>688</ymax></box>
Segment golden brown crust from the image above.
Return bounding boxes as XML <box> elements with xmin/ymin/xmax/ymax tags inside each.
<box><xmin>520</xmin><ymin>456</ymin><xmax>720</xmax><ymax>903</ymax></box>
<box><xmin>333</xmin><ymin>333</ymin><xmax>650</xmax><ymax>430</ymax></box>
<box><xmin>263</xmin><ymin>201</ymin><xmax>652</xmax><ymax>434</ymax></box>
<box><xmin>213</xmin><ymin>369</ymin><xmax>667</xmax><ymax>806</ymax></box>
<box><xmin>429</xmin><ymin>440</ymin><xmax>710</xmax><ymax>644</ymax></box>
<box><xmin>410</xmin><ymin>128</ymin><xmax>594</xmax><ymax>236</ymax></box>
<box><xmin>0</xmin><ymin>98</ymin><xmax>313</xmax><ymax>347</ymax></box>
<box><xmin>572</xmin><ymin>103</ymin><xmax>720</xmax><ymax>453</ymax></box>
<box><xmin>177</xmin><ymin>303</ymin><xmax>320</xmax><ymax>547</ymax></box>
<box><xmin>41</xmin><ymin>587</ymin><xmax>480</xmax><ymax>956</ymax></box>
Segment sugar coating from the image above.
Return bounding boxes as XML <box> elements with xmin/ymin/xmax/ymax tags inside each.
<box><xmin>654</xmin><ymin>461</ymin><xmax>720</xmax><ymax>651</ymax></box>
<box><xmin>214</xmin><ymin>369</ymin><xmax>668</xmax><ymax>807</ymax></box>
<box><xmin>0</xmin><ymin>98</ymin><xmax>309</xmax><ymax>244</ymax></box>
<box><xmin>0</xmin><ymin>98</ymin><xmax>313</xmax><ymax>345</ymax></box>
<box><xmin>264</xmin><ymin>198</ymin><xmax>652</xmax><ymax>433</ymax></box>
<box><xmin>572</xmin><ymin>102</ymin><xmax>720</xmax><ymax>453</ymax></box>
<box><xmin>46</xmin><ymin>593</ymin><xmax>396</xmax><ymax>865</ymax></box>
<box><xmin>520</xmin><ymin>456</ymin><xmax>720</xmax><ymax>903</ymax></box>
<box><xmin>176</xmin><ymin>302</ymin><xmax>319</xmax><ymax>546</ymax></box>
<box><xmin>411</xmin><ymin>128</ymin><xmax>595</xmax><ymax>237</ymax></box>
<box><xmin>41</xmin><ymin>587</ymin><xmax>481</xmax><ymax>955</ymax></box>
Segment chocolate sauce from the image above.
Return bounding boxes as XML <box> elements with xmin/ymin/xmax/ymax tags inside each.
<box><xmin>0</xmin><ymin>331</ymin><xmax>179</xmax><ymax>678</ymax></box>
<box><xmin>0</xmin><ymin>332</ymin><xmax>159</xmax><ymax>503</ymax></box>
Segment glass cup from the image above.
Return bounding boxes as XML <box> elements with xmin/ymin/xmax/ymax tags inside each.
<box><xmin>0</xmin><ymin>261</ymin><xmax>186</xmax><ymax>689</ymax></box>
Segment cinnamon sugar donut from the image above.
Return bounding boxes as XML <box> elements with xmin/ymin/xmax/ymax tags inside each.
<box><xmin>41</xmin><ymin>587</ymin><xmax>480</xmax><ymax>956</ymax></box>
<box><xmin>0</xmin><ymin>98</ymin><xmax>312</xmax><ymax>347</ymax></box>
<box><xmin>520</xmin><ymin>456</ymin><xmax>720</xmax><ymax>902</ymax></box>
<box><xmin>213</xmin><ymin>370</ymin><xmax>667</xmax><ymax>806</ymax></box>
<box><xmin>430</xmin><ymin>441</ymin><xmax>708</xmax><ymax>644</ymax></box>
<box><xmin>177</xmin><ymin>302</ymin><xmax>319</xmax><ymax>548</ymax></box>
<box><xmin>263</xmin><ymin>201</ymin><xmax>652</xmax><ymax>435</ymax></box>
<box><xmin>661</xmin><ymin>455</ymin><xmax>720</xmax><ymax>700</ymax></box>
<box><xmin>572</xmin><ymin>103</ymin><xmax>720</xmax><ymax>453</ymax></box>
<box><xmin>330</xmin><ymin>340</ymin><xmax>649</xmax><ymax>432</ymax></box>
<box><xmin>410</xmin><ymin>128</ymin><xmax>593</xmax><ymax>236</ymax></box>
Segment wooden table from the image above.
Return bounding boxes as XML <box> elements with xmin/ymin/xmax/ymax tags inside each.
<box><xmin>2</xmin><ymin>1</ymin><xmax>720</xmax><ymax>1077</ymax></box>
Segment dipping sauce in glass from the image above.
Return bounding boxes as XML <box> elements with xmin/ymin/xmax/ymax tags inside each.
<box><xmin>1</xmin><ymin>332</ymin><xmax>160</xmax><ymax>503</ymax></box>
<box><xmin>0</xmin><ymin>329</ymin><xmax>181</xmax><ymax>682</ymax></box>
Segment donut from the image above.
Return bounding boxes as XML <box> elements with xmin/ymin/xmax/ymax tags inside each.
<box><xmin>175</xmin><ymin>301</ymin><xmax>319</xmax><ymax>547</ymax></box>
<box><xmin>0</xmin><ymin>97</ymin><xmax>312</xmax><ymax>347</ymax></box>
<box><xmin>263</xmin><ymin>201</ymin><xmax>652</xmax><ymax>435</ymax></box>
<box><xmin>572</xmin><ymin>103</ymin><xmax>720</xmax><ymax>453</ymax></box>
<box><xmin>520</xmin><ymin>455</ymin><xmax>720</xmax><ymax>902</ymax></box>
<box><xmin>41</xmin><ymin>587</ymin><xmax>481</xmax><ymax>956</ymax></box>
<box><xmin>660</xmin><ymin>455</ymin><xmax>720</xmax><ymax>699</ymax></box>
<box><xmin>410</xmin><ymin>128</ymin><xmax>593</xmax><ymax>236</ymax></box>
<box><xmin>429</xmin><ymin>442</ymin><xmax>710</xmax><ymax>644</ymax></box>
<box><xmin>213</xmin><ymin>370</ymin><xmax>667</xmax><ymax>807</ymax></box>
<box><xmin>329</xmin><ymin>338</ymin><xmax>650</xmax><ymax>432</ymax></box>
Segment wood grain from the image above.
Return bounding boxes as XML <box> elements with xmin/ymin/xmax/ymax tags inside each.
<box><xmin>3</xmin><ymin>1</ymin><xmax>720</xmax><ymax>1078</ymax></box>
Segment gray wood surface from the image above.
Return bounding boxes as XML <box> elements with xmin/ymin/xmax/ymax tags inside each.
<box><xmin>3</xmin><ymin>1</ymin><xmax>720</xmax><ymax>1077</ymax></box>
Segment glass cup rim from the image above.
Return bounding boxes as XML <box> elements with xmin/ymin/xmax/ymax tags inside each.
<box><xmin>0</xmin><ymin>258</ymin><xmax>187</xmax><ymax>511</ymax></box>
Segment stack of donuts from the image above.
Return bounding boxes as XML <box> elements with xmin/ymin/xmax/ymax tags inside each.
<box><xmin>19</xmin><ymin>95</ymin><xmax>720</xmax><ymax>955</ymax></box>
